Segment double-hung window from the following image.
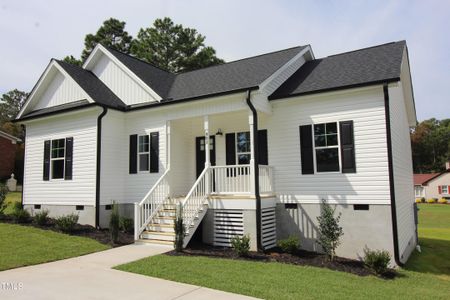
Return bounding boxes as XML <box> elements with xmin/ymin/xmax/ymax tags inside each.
<box><xmin>442</xmin><ymin>185</ymin><xmax>449</xmax><ymax>194</ymax></box>
<box><xmin>138</xmin><ymin>135</ymin><xmax>150</xmax><ymax>172</ymax></box>
<box><xmin>313</xmin><ymin>122</ymin><xmax>340</xmax><ymax>172</ymax></box>
<box><xmin>236</xmin><ymin>131</ymin><xmax>251</xmax><ymax>165</ymax></box>
<box><xmin>51</xmin><ymin>139</ymin><xmax>66</xmax><ymax>179</ymax></box>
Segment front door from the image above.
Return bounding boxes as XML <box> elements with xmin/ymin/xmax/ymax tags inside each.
<box><xmin>196</xmin><ymin>136</ymin><xmax>216</xmax><ymax>178</ymax></box>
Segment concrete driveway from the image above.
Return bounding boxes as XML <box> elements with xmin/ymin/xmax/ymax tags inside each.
<box><xmin>0</xmin><ymin>244</ymin><xmax>257</xmax><ymax>300</ymax></box>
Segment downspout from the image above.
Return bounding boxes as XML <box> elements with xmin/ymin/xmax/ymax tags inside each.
<box><xmin>95</xmin><ymin>106</ymin><xmax>108</xmax><ymax>228</ymax></box>
<box><xmin>245</xmin><ymin>90</ymin><xmax>263</xmax><ymax>251</ymax></box>
<box><xmin>20</xmin><ymin>125</ymin><xmax>26</xmax><ymax>208</ymax></box>
<box><xmin>383</xmin><ymin>83</ymin><xmax>403</xmax><ymax>267</ymax></box>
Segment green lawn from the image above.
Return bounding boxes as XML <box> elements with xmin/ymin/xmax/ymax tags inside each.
<box><xmin>116</xmin><ymin>203</ymin><xmax>450</xmax><ymax>300</ymax></box>
<box><xmin>0</xmin><ymin>223</ymin><xmax>110</xmax><ymax>271</ymax></box>
<box><xmin>405</xmin><ymin>204</ymin><xmax>450</xmax><ymax>279</ymax></box>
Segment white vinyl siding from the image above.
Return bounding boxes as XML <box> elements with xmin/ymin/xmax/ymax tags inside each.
<box><xmin>389</xmin><ymin>81</ymin><xmax>416</xmax><ymax>263</ymax></box>
<box><xmin>265</xmin><ymin>86</ymin><xmax>390</xmax><ymax>204</ymax></box>
<box><xmin>91</xmin><ymin>54</ymin><xmax>158</xmax><ymax>106</ymax></box>
<box><xmin>32</xmin><ymin>70</ymin><xmax>89</xmax><ymax>110</ymax></box>
<box><xmin>23</xmin><ymin>109</ymin><xmax>99</xmax><ymax>206</ymax></box>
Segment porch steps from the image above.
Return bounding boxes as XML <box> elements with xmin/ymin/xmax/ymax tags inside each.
<box><xmin>136</xmin><ymin>239</ymin><xmax>173</xmax><ymax>246</ymax></box>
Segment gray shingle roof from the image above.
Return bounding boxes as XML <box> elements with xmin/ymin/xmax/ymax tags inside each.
<box><xmin>269</xmin><ymin>41</ymin><xmax>406</xmax><ymax>100</ymax></box>
<box><xmin>56</xmin><ymin>60</ymin><xmax>126</xmax><ymax>109</ymax></box>
<box><xmin>106</xmin><ymin>46</ymin><xmax>306</xmax><ymax>103</ymax></box>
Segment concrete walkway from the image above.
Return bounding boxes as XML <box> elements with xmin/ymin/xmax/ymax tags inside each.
<box><xmin>0</xmin><ymin>244</ymin><xmax>257</xmax><ymax>300</ymax></box>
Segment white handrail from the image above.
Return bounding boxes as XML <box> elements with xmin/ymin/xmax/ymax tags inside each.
<box><xmin>134</xmin><ymin>169</ymin><xmax>170</xmax><ymax>240</ymax></box>
<box><xmin>182</xmin><ymin>167</ymin><xmax>209</xmax><ymax>232</ymax></box>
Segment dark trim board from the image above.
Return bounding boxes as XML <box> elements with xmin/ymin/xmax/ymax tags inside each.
<box><xmin>383</xmin><ymin>83</ymin><xmax>403</xmax><ymax>267</ymax></box>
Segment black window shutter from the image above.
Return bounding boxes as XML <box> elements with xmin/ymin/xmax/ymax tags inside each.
<box><xmin>65</xmin><ymin>137</ymin><xmax>73</xmax><ymax>180</ymax></box>
<box><xmin>225</xmin><ymin>133</ymin><xmax>236</xmax><ymax>165</ymax></box>
<box><xmin>299</xmin><ymin>125</ymin><xmax>314</xmax><ymax>174</ymax></box>
<box><xmin>150</xmin><ymin>132</ymin><xmax>159</xmax><ymax>173</ymax></box>
<box><xmin>43</xmin><ymin>140</ymin><xmax>51</xmax><ymax>181</ymax></box>
<box><xmin>340</xmin><ymin>120</ymin><xmax>356</xmax><ymax>173</ymax></box>
<box><xmin>258</xmin><ymin>129</ymin><xmax>268</xmax><ymax>165</ymax></box>
<box><xmin>129</xmin><ymin>134</ymin><xmax>138</xmax><ymax>174</ymax></box>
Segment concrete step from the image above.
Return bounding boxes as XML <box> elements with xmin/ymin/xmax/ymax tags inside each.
<box><xmin>146</xmin><ymin>223</ymin><xmax>174</xmax><ymax>233</ymax></box>
<box><xmin>136</xmin><ymin>239</ymin><xmax>173</xmax><ymax>246</ymax></box>
<box><xmin>141</xmin><ymin>231</ymin><xmax>175</xmax><ymax>241</ymax></box>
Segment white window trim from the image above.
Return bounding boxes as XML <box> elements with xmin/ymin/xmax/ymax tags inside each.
<box><xmin>442</xmin><ymin>185</ymin><xmax>448</xmax><ymax>194</ymax></box>
<box><xmin>312</xmin><ymin>122</ymin><xmax>342</xmax><ymax>174</ymax></box>
<box><xmin>138</xmin><ymin>134</ymin><xmax>150</xmax><ymax>173</ymax></box>
<box><xmin>236</xmin><ymin>131</ymin><xmax>251</xmax><ymax>165</ymax></box>
<box><xmin>50</xmin><ymin>138</ymin><xmax>66</xmax><ymax>181</ymax></box>
<box><xmin>415</xmin><ymin>186</ymin><xmax>424</xmax><ymax>197</ymax></box>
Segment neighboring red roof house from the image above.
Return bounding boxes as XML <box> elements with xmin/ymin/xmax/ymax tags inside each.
<box><xmin>0</xmin><ymin>130</ymin><xmax>21</xmax><ymax>180</ymax></box>
<box><xmin>414</xmin><ymin>162</ymin><xmax>450</xmax><ymax>200</ymax></box>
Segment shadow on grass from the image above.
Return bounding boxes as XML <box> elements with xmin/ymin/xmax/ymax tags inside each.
<box><xmin>405</xmin><ymin>237</ymin><xmax>450</xmax><ymax>277</ymax></box>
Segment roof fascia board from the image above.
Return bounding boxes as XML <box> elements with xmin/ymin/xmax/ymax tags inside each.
<box><xmin>17</xmin><ymin>104</ymin><xmax>102</xmax><ymax>124</ymax></box>
<box><xmin>83</xmin><ymin>44</ymin><xmax>163</xmax><ymax>102</ymax></box>
<box><xmin>400</xmin><ymin>46</ymin><xmax>417</xmax><ymax>127</ymax></box>
<box><xmin>0</xmin><ymin>131</ymin><xmax>21</xmax><ymax>142</ymax></box>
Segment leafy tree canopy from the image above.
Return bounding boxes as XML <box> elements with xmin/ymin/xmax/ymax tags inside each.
<box><xmin>131</xmin><ymin>17</ymin><xmax>224</xmax><ymax>72</ymax></box>
<box><xmin>411</xmin><ymin>118</ymin><xmax>450</xmax><ymax>173</ymax></box>
<box><xmin>0</xmin><ymin>89</ymin><xmax>28</xmax><ymax>137</ymax></box>
<box><xmin>62</xmin><ymin>55</ymin><xmax>82</xmax><ymax>66</ymax></box>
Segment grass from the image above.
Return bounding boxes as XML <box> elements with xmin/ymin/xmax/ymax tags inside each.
<box><xmin>0</xmin><ymin>192</ymin><xmax>110</xmax><ymax>271</ymax></box>
<box><xmin>0</xmin><ymin>223</ymin><xmax>110</xmax><ymax>271</ymax></box>
<box><xmin>405</xmin><ymin>203</ymin><xmax>450</xmax><ymax>279</ymax></box>
<box><xmin>116</xmin><ymin>203</ymin><xmax>450</xmax><ymax>300</ymax></box>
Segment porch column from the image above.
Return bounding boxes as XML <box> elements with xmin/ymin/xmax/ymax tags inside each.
<box><xmin>248</xmin><ymin>112</ymin><xmax>256</xmax><ymax>194</ymax></box>
<box><xmin>204</xmin><ymin>115</ymin><xmax>211</xmax><ymax>194</ymax></box>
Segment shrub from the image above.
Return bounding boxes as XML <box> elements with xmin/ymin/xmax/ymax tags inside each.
<box><xmin>231</xmin><ymin>235</ymin><xmax>251</xmax><ymax>257</ymax></box>
<box><xmin>415</xmin><ymin>198</ymin><xmax>422</xmax><ymax>203</ymax></box>
<box><xmin>426</xmin><ymin>198</ymin><xmax>436</xmax><ymax>204</ymax></box>
<box><xmin>174</xmin><ymin>204</ymin><xmax>185</xmax><ymax>252</ymax></box>
<box><xmin>34</xmin><ymin>210</ymin><xmax>49</xmax><ymax>226</ymax></box>
<box><xmin>316</xmin><ymin>199</ymin><xmax>344</xmax><ymax>261</ymax></box>
<box><xmin>11</xmin><ymin>202</ymin><xmax>30</xmax><ymax>223</ymax></box>
<box><xmin>120</xmin><ymin>217</ymin><xmax>134</xmax><ymax>233</ymax></box>
<box><xmin>438</xmin><ymin>198</ymin><xmax>448</xmax><ymax>204</ymax></box>
<box><xmin>421</xmin><ymin>197</ymin><xmax>426</xmax><ymax>203</ymax></box>
<box><xmin>363</xmin><ymin>248</ymin><xmax>391</xmax><ymax>275</ymax></box>
<box><xmin>0</xmin><ymin>184</ymin><xmax>8</xmax><ymax>214</ymax></box>
<box><xmin>55</xmin><ymin>214</ymin><xmax>79</xmax><ymax>233</ymax></box>
<box><xmin>109</xmin><ymin>202</ymin><xmax>120</xmax><ymax>244</ymax></box>
<box><xmin>277</xmin><ymin>236</ymin><xmax>300</xmax><ymax>254</ymax></box>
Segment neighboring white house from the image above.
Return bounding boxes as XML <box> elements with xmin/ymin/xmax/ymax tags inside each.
<box><xmin>414</xmin><ymin>163</ymin><xmax>450</xmax><ymax>200</ymax></box>
<box><xmin>16</xmin><ymin>41</ymin><xmax>417</xmax><ymax>265</ymax></box>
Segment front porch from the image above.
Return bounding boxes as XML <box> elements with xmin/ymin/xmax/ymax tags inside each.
<box><xmin>134</xmin><ymin>110</ymin><xmax>276</xmax><ymax>250</ymax></box>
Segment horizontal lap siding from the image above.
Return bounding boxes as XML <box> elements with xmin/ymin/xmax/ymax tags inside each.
<box><xmin>23</xmin><ymin>110</ymin><xmax>99</xmax><ymax>205</ymax></box>
<box><xmin>389</xmin><ymin>82</ymin><xmax>416</xmax><ymax>262</ymax></box>
<box><xmin>100</xmin><ymin>110</ymin><xmax>126</xmax><ymax>205</ymax></box>
<box><xmin>266</xmin><ymin>87</ymin><xmax>390</xmax><ymax>204</ymax></box>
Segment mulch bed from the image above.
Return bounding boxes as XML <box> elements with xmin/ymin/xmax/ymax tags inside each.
<box><xmin>166</xmin><ymin>244</ymin><xmax>396</xmax><ymax>278</ymax></box>
<box><xmin>0</xmin><ymin>215</ymin><xmax>134</xmax><ymax>247</ymax></box>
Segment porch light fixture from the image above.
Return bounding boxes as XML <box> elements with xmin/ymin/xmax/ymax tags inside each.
<box><xmin>215</xmin><ymin>129</ymin><xmax>223</xmax><ymax>136</ymax></box>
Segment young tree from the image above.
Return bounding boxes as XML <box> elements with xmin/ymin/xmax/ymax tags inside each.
<box><xmin>131</xmin><ymin>17</ymin><xmax>224</xmax><ymax>72</ymax></box>
<box><xmin>316</xmin><ymin>200</ymin><xmax>344</xmax><ymax>261</ymax></box>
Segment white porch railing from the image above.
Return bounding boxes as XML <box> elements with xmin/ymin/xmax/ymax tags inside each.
<box><xmin>134</xmin><ymin>169</ymin><xmax>170</xmax><ymax>240</ymax></box>
<box><xmin>259</xmin><ymin>165</ymin><xmax>274</xmax><ymax>194</ymax></box>
<box><xmin>210</xmin><ymin>165</ymin><xmax>251</xmax><ymax>194</ymax></box>
<box><xmin>182</xmin><ymin>167</ymin><xmax>210</xmax><ymax>233</ymax></box>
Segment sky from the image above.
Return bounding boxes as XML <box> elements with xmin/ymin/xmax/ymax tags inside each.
<box><xmin>0</xmin><ymin>0</ymin><xmax>448</xmax><ymax>121</ymax></box>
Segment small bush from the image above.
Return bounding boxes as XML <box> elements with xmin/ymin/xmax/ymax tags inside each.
<box><xmin>231</xmin><ymin>235</ymin><xmax>251</xmax><ymax>257</ymax></box>
<box><xmin>120</xmin><ymin>217</ymin><xmax>133</xmax><ymax>233</ymax></box>
<box><xmin>109</xmin><ymin>202</ymin><xmax>120</xmax><ymax>244</ymax></box>
<box><xmin>277</xmin><ymin>236</ymin><xmax>300</xmax><ymax>254</ymax></box>
<box><xmin>11</xmin><ymin>202</ymin><xmax>30</xmax><ymax>223</ymax></box>
<box><xmin>438</xmin><ymin>198</ymin><xmax>448</xmax><ymax>204</ymax></box>
<box><xmin>55</xmin><ymin>214</ymin><xmax>79</xmax><ymax>233</ymax></box>
<box><xmin>363</xmin><ymin>248</ymin><xmax>391</xmax><ymax>275</ymax></box>
<box><xmin>174</xmin><ymin>204</ymin><xmax>185</xmax><ymax>252</ymax></box>
<box><xmin>415</xmin><ymin>198</ymin><xmax>422</xmax><ymax>203</ymax></box>
<box><xmin>34</xmin><ymin>210</ymin><xmax>49</xmax><ymax>226</ymax></box>
<box><xmin>426</xmin><ymin>198</ymin><xmax>436</xmax><ymax>204</ymax></box>
<box><xmin>0</xmin><ymin>184</ymin><xmax>8</xmax><ymax>214</ymax></box>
